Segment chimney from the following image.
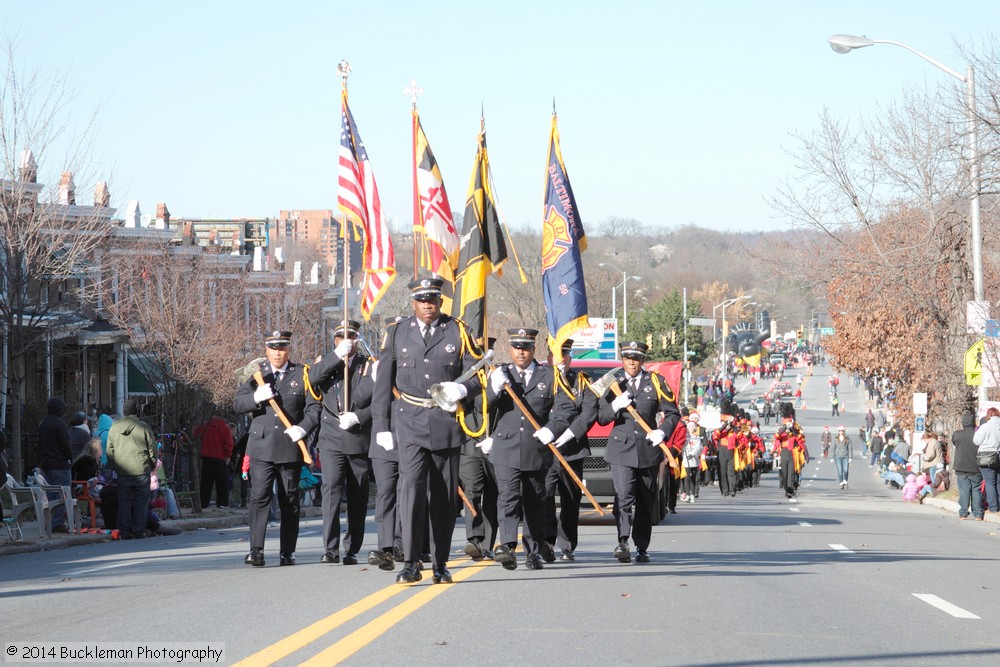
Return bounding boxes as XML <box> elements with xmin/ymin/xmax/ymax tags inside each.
<box><xmin>19</xmin><ymin>150</ymin><xmax>37</xmax><ymax>183</ymax></box>
<box><xmin>154</xmin><ymin>203</ymin><xmax>170</xmax><ymax>229</ymax></box>
<box><xmin>94</xmin><ymin>181</ymin><xmax>110</xmax><ymax>207</ymax></box>
<box><xmin>124</xmin><ymin>200</ymin><xmax>141</xmax><ymax>228</ymax></box>
<box><xmin>182</xmin><ymin>220</ymin><xmax>195</xmax><ymax>244</ymax></box>
<box><xmin>58</xmin><ymin>172</ymin><xmax>76</xmax><ymax>205</ymax></box>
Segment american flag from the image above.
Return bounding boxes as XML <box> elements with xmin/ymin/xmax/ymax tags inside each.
<box><xmin>338</xmin><ymin>89</ymin><xmax>395</xmax><ymax>320</ymax></box>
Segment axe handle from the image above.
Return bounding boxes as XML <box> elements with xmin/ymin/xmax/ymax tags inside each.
<box><xmin>457</xmin><ymin>486</ymin><xmax>477</xmax><ymax>517</ymax></box>
<box><xmin>499</xmin><ymin>383</ymin><xmax>606</xmax><ymax>517</ymax></box>
<box><xmin>608</xmin><ymin>382</ymin><xmax>679</xmax><ymax>469</ymax></box>
<box><xmin>252</xmin><ymin>370</ymin><xmax>314</xmax><ymax>465</ymax></box>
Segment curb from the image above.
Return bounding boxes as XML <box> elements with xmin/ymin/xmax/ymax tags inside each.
<box><xmin>0</xmin><ymin>506</ymin><xmax>323</xmax><ymax>558</ymax></box>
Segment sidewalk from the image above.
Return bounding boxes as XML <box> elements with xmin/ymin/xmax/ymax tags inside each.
<box><xmin>0</xmin><ymin>505</ymin><xmax>323</xmax><ymax>557</ymax></box>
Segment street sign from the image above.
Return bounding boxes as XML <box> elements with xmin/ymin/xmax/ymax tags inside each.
<box><xmin>987</xmin><ymin>320</ymin><xmax>1000</xmax><ymax>338</ymax></box>
<box><xmin>915</xmin><ymin>415</ymin><xmax>925</xmax><ymax>432</ymax></box>
<box><xmin>572</xmin><ymin>318</ymin><xmax>618</xmax><ymax>360</ymax></box>
<box><xmin>819</xmin><ymin>327</ymin><xmax>835</xmax><ymax>336</ymax></box>
<box><xmin>912</xmin><ymin>392</ymin><xmax>928</xmax><ymax>416</ymax></box>
<box><xmin>689</xmin><ymin>317</ymin><xmax>715</xmax><ymax>327</ymax></box>
<box><xmin>967</xmin><ymin>300</ymin><xmax>990</xmax><ymax>334</ymax></box>
<box><xmin>965</xmin><ymin>339</ymin><xmax>985</xmax><ymax>375</ymax></box>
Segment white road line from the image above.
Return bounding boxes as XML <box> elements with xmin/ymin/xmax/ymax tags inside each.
<box><xmin>829</xmin><ymin>544</ymin><xmax>854</xmax><ymax>554</ymax></box>
<box><xmin>912</xmin><ymin>594</ymin><xmax>980</xmax><ymax>619</ymax></box>
<box><xmin>812</xmin><ymin>474</ymin><xmax>818</xmax><ymax>478</ymax></box>
<box><xmin>62</xmin><ymin>560</ymin><xmax>148</xmax><ymax>576</ymax></box>
<box><xmin>789</xmin><ymin>507</ymin><xmax>800</xmax><ymax>512</ymax></box>
<box><xmin>299</xmin><ymin>530</ymin><xmax>320</xmax><ymax>536</ymax></box>
<box><xmin>797</xmin><ymin>521</ymin><xmax>812</xmax><ymax>526</ymax></box>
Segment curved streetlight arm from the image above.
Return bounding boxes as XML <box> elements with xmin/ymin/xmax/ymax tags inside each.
<box><xmin>829</xmin><ymin>34</ymin><xmax>966</xmax><ymax>81</ymax></box>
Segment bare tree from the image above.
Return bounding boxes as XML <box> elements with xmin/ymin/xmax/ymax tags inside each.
<box><xmin>0</xmin><ymin>41</ymin><xmax>114</xmax><ymax>478</ymax></box>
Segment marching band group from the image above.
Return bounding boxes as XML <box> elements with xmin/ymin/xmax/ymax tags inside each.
<box><xmin>235</xmin><ymin>278</ymin><xmax>808</xmax><ymax>582</ymax></box>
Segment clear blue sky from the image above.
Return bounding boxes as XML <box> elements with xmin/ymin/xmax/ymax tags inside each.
<box><xmin>4</xmin><ymin>1</ymin><xmax>998</xmax><ymax>232</ymax></box>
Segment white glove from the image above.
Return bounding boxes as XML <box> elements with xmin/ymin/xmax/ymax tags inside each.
<box><xmin>334</xmin><ymin>338</ymin><xmax>355</xmax><ymax>360</ymax></box>
<box><xmin>646</xmin><ymin>429</ymin><xmax>665</xmax><ymax>446</ymax></box>
<box><xmin>375</xmin><ymin>431</ymin><xmax>394</xmax><ymax>451</ymax></box>
<box><xmin>553</xmin><ymin>430</ymin><xmax>574</xmax><ymax>448</ymax></box>
<box><xmin>338</xmin><ymin>412</ymin><xmax>360</xmax><ymax>430</ymax></box>
<box><xmin>285</xmin><ymin>425</ymin><xmax>307</xmax><ymax>442</ymax></box>
<box><xmin>253</xmin><ymin>385</ymin><xmax>274</xmax><ymax>404</ymax></box>
<box><xmin>611</xmin><ymin>392</ymin><xmax>632</xmax><ymax>413</ymax></box>
<box><xmin>370</xmin><ymin>360</ymin><xmax>379</xmax><ymax>383</ymax></box>
<box><xmin>476</xmin><ymin>437</ymin><xmax>494</xmax><ymax>454</ymax></box>
<box><xmin>489</xmin><ymin>367</ymin><xmax>510</xmax><ymax>393</ymax></box>
<box><xmin>439</xmin><ymin>382</ymin><xmax>468</xmax><ymax>403</ymax></box>
<box><xmin>534</xmin><ymin>427</ymin><xmax>554</xmax><ymax>445</ymax></box>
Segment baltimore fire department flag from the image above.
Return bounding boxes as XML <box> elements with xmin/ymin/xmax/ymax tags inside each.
<box><xmin>542</xmin><ymin>113</ymin><xmax>588</xmax><ymax>358</ymax></box>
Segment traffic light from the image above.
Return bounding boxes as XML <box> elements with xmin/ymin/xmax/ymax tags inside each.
<box><xmin>661</xmin><ymin>335</ymin><xmax>668</xmax><ymax>349</ymax></box>
<box><xmin>670</xmin><ymin>330</ymin><xmax>677</xmax><ymax>345</ymax></box>
<box><xmin>645</xmin><ymin>333</ymin><xmax>653</xmax><ymax>348</ymax></box>
<box><xmin>797</xmin><ymin>326</ymin><xmax>803</xmax><ymax>339</ymax></box>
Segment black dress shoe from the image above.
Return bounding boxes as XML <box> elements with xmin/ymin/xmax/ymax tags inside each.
<box><xmin>540</xmin><ymin>541</ymin><xmax>556</xmax><ymax>563</ymax></box>
<box><xmin>419</xmin><ymin>552</ymin><xmax>432</xmax><ymax>563</ymax></box>
<box><xmin>613</xmin><ymin>542</ymin><xmax>632</xmax><ymax>563</ymax></box>
<box><xmin>669</xmin><ymin>508</ymin><xmax>678</xmax><ymax>514</ymax></box>
<box><xmin>342</xmin><ymin>553</ymin><xmax>358</xmax><ymax>565</ymax></box>
<box><xmin>244</xmin><ymin>548</ymin><xmax>265</xmax><ymax>567</ymax></box>
<box><xmin>525</xmin><ymin>553</ymin><xmax>543</xmax><ymax>570</ymax></box>
<box><xmin>392</xmin><ymin>546</ymin><xmax>405</xmax><ymax>562</ymax></box>
<box><xmin>368</xmin><ymin>549</ymin><xmax>396</xmax><ymax>571</ymax></box>
<box><xmin>482</xmin><ymin>549</ymin><xmax>495</xmax><ymax>561</ymax></box>
<box><xmin>432</xmin><ymin>565</ymin><xmax>453</xmax><ymax>583</ymax></box>
<box><xmin>396</xmin><ymin>561</ymin><xmax>423</xmax><ymax>584</ymax></box>
<box><xmin>320</xmin><ymin>551</ymin><xmax>340</xmax><ymax>564</ymax></box>
<box><xmin>494</xmin><ymin>544</ymin><xmax>518</xmax><ymax>571</ymax></box>
<box><xmin>559</xmin><ymin>549</ymin><xmax>576</xmax><ymax>561</ymax></box>
<box><xmin>635</xmin><ymin>551</ymin><xmax>651</xmax><ymax>563</ymax></box>
<box><xmin>464</xmin><ymin>540</ymin><xmax>484</xmax><ymax>561</ymax></box>
<box><xmin>279</xmin><ymin>553</ymin><xmax>296</xmax><ymax>566</ymax></box>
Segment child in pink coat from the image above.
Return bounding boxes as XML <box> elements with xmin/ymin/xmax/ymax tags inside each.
<box><xmin>901</xmin><ymin>473</ymin><xmax>920</xmax><ymax>502</ymax></box>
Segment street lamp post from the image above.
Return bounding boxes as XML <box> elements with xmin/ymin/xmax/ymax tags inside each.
<box><xmin>829</xmin><ymin>33</ymin><xmax>986</xmax><ymax>409</ymax></box>
<box><xmin>721</xmin><ymin>295</ymin><xmax>752</xmax><ymax>345</ymax></box>
<box><xmin>600</xmin><ymin>263</ymin><xmax>641</xmax><ymax>336</ymax></box>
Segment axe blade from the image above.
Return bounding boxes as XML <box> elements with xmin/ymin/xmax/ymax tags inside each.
<box><xmin>588</xmin><ymin>366</ymin><xmax>624</xmax><ymax>398</ymax></box>
<box><xmin>235</xmin><ymin>357</ymin><xmax>267</xmax><ymax>384</ymax></box>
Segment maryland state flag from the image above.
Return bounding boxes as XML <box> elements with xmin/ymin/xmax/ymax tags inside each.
<box><xmin>451</xmin><ymin>129</ymin><xmax>507</xmax><ymax>342</ymax></box>
<box><xmin>413</xmin><ymin>111</ymin><xmax>459</xmax><ymax>281</ymax></box>
<box><xmin>542</xmin><ymin>113</ymin><xmax>588</xmax><ymax>358</ymax></box>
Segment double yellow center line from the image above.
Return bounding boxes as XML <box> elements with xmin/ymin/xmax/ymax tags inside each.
<box><xmin>233</xmin><ymin>558</ymin><xmax>490</xmax><ymax>666</ymax></box>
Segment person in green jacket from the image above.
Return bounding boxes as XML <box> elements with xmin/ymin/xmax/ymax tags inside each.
<box><xmin>106</xmin><ymin>400</ymin><xmax>157</xmax><ymax>539</ymax></box>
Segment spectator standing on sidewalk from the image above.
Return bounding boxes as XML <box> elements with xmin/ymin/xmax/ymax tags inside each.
<box><xmin>194</xmin><ymin>410</ymin><xmax>235</xmax><ymax>509</ymax></box>
<box><xmin>952</xmin><ymin>411</ymin><xmax>984</xmax><ymax>520</ymax></box>
<box><xmin>106</xmin><ymin>400</ymin><xmax>158</xmax><ymax>539</ymax></box>
<box><xmin>973</xmin><ymin>407</ymin><xmax>1000</xmax><ymax>514</ymax></box>
<box><xmin>37</xmin><ymin>397</ymin><xmax>72</xmax><ymax>532</ymax></box>
<box><xmin>869</xmin><ymin>430</ymin><xmax>884</xmax><ymax>467</ymax></box>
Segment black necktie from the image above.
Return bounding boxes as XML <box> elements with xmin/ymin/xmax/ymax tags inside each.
<box><xmin>275</xmin><ymin>370</ymin><xmax>283</xmax><ymax>384</ymax></box>
<box><xmin>422</xmin><ymin>325</ymin><xmax>431</xmax><ymax>344</ymax></box>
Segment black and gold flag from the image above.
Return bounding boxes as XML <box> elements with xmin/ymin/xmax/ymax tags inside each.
<box><xmin>449</xmin><ymin>130</ymin><xmax>507</xmax><ymax>342</ymax></box>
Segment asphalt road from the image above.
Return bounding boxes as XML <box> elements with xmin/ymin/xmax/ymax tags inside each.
<box><xmin>3</xmin><ymin>364</ymin><xmax>999</xmax><ymax>666</ymax></box>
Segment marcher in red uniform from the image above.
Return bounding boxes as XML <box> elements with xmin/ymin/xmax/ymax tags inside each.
<box><xmin>195</xmin><ymin>411</ymin><xmax>235</xmax><ymax>509</ymax></box>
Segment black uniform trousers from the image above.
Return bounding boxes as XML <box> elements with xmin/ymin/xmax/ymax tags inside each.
<box><xmin>460</xmin><ymin>452</ymin><xmax>498</xmax><ymax>550</ymax></box>
<box><xmin>611</xmin><ymin>463</ymin><xmax>658</xmax><ymax>552</ymax></box>
<box><xmin>543</xmin><ymin>457</ymin><xmax>584</xmax><ymax>552</ymax></box>
<box><xmin>200</xmin><ymin>456</ymin><xmax>230</xmax><ymax>508</ymax></box>
<box><xmin>399</xmin><ymin>442</ymin><xmax>459</xmax><ymax>566</ymax></box>
<box><xmin>717</xmin><ymin>447</ymin><xmax>736</xmax><ymax>495</ymax></box>
<box><xmin>318</xmin><ymin>448</ymin><xmax>370</xmax><ymax>556</ymax></box>
<box><xmin>779</xmin><ymin>449</ymin><xmax>796</xmax><ymax>495</ymax></box>
<box><xmin>370</xmin><ymin>457</ymin><xmax>403</xmax><ymax>552</ymax></box>
<box><xmin>666</xmin><ymin>471</ymin><xmax>679</xmax><ymax>512</ymax></box>
<box><xmin>494</xmin><ymin>463</ymin><xmax>547</xmax><ymax>556</ymax></box>
<box><xmin>248</xmin><ymin>458</ymin><xmax>301</xmax><ymax>555</ymax></box>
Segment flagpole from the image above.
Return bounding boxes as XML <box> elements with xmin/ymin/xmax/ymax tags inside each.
<box><xmin>338</xmin><ymin>60</ymin><xmax>352</xmax><ymax>410</ymax></box>
<box><xmin>406</xmin><ymin>80</ymin><xmax>423</xmax><ymax>281</ymax></box>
